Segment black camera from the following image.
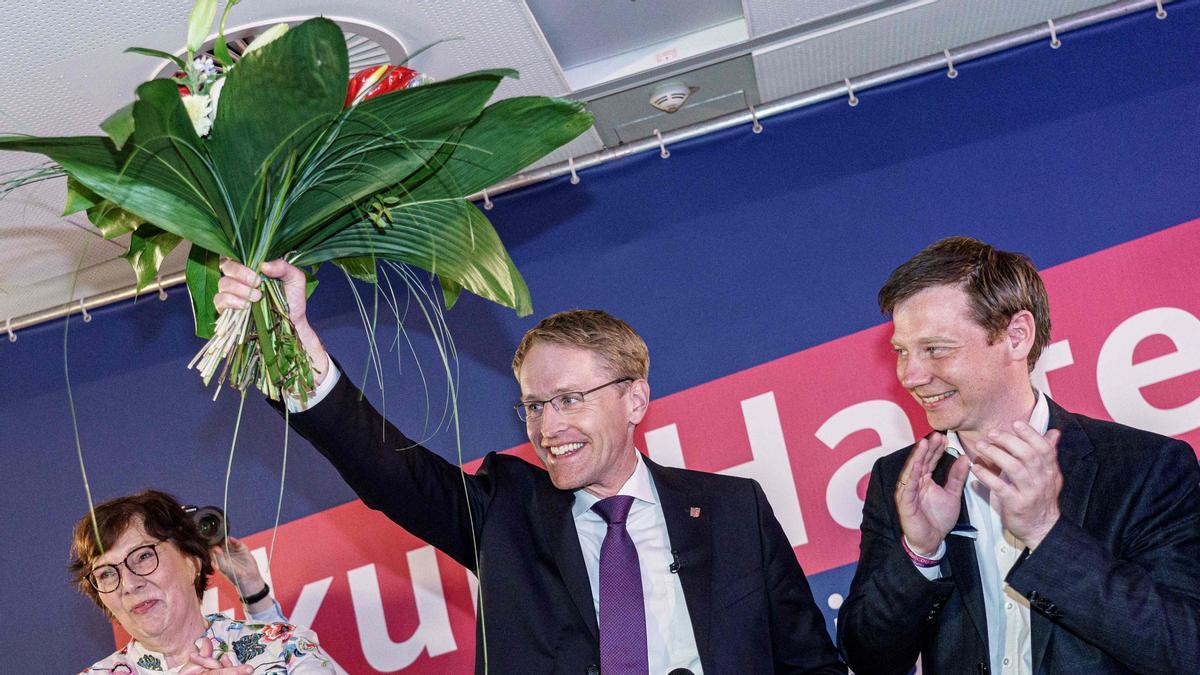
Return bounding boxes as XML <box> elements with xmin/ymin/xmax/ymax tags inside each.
<box><xmin>183</xmin><ymin>505</ymin><xmax>227</xmax><ymax>547</ymax></box>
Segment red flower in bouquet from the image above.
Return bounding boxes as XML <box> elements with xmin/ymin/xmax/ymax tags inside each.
<box><xmin>344</xmin><ymin>65</ymin><xmax>423</xmax><ymax>108</ymax></box>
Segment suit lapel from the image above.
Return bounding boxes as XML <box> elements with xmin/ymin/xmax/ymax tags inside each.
<box><xmin>1045</xmin><ymin>399</ymin><xmax>1097</xmax><ymax>532</ymax></box>
<box><xmin>535</xmin><ymin>480</ymin><xmax>599</xmax><ymax>641</ymax></box>
<box><xmin>647</xmin><ymin>458</ymin><xmax>714</xmax><ymax>671</ymax></box>
<box><xmin>1030</xmin><ymin>400</ymin><xmax>1098</xmax><ymax>671</ymax></box>
<box><xmin>933</xmin><ymin>451</ymin><xmax>990</xmax><ymax>654</ymax></box>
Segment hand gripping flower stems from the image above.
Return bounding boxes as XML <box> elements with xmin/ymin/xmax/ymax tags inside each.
<box><xmin>188</xmin><ymin>267</ymin><xmax>311</xmax><ymax>402</ymax></box>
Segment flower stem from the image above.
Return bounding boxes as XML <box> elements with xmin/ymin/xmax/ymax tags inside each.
<box><xmin>250</xmin><ymin>294</ymin><xmax>281</xmax><ymax>397</ymax></box>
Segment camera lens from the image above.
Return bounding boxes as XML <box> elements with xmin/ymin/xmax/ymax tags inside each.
<box><xmin>197</xmin><ymin>514</ymin><xmax>219</xmax><ymax>538</ymax></box>
<box><xmin>184</xmin><ymin>505</ymin><xmax>227</xmax><ymax>547</ymax></box>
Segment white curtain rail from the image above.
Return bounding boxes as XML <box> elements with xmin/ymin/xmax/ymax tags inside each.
<box><xmin>6</xmin><ymin>271</ymin><xmax>186</xmax><ymax>334</ymax></box>
<box><xmin>1</xmin><ymin>0</ymin><xmax>1172</xmax><ymax>337</ymax></box>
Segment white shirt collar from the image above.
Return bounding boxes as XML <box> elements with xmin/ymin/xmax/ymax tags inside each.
<box><xmin>572</xmin><ymin>451</ymin><xmax>656</xmax><ymax>520</ymax></box>
<box><xmin>946</xmin><ymin>389</ymin><xmax>1050</xmax><ymax>458</ymax></box>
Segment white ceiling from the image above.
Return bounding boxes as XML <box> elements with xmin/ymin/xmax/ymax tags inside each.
<box><xmin>0</xmin><ymin>0</ymin><xmax>1146</xmax><ymax>330</ymax></box>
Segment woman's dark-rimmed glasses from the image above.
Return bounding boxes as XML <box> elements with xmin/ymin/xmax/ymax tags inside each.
<box><xmin>87</xmin><ymin>543</ymin><xmax>162</xmax><ymax>593</ymax></box>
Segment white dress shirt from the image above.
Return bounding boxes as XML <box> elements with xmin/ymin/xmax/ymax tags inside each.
<box><xmin>284</xmin><ymin>364</ymin><xmax>341</xmax><ymax>413</ymax></box>
<box><xmin>573</xmin><ymin>452</ymin><xmax>703</xmax><ymax>674</ymax></box>
<box><xmin>915</xmin><ymin>390</ymin><xmax>1050</xmax><ymax>675</ymax></box>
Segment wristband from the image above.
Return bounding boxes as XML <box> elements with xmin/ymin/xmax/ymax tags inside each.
<box><xmin>902</xmin><ymin>536</ymin><xmax>943</xmax><ymax>568</ymax></box>
<box><xmin>240</xmin><ymin>582</ymin><xmax>271</xmax><ymax>605</ymax></box>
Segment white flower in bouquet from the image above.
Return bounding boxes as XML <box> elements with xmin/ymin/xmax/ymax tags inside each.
<box><xmin>181</xmin><ymin>93</ymin><xmax>214</xmax><ymax>136</ymax></box>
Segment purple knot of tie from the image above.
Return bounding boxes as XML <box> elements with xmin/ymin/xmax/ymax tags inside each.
<box><xmin>591</xmin><ymin>495</ymin><xmax>648</xmax><ymax>674</ymax></box>
<box><xmin>593</xmin><ymin>494</ymin><xmax>634</xmax><ymax>525</ymax></box>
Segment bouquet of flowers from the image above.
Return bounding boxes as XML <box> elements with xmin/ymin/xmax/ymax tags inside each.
<box><xmin>0</xmin><ymin>0</ymin><xmax>592</xmax><ymax>400</ymax></box>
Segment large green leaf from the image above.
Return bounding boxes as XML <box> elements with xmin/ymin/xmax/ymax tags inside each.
<box><xmin>185</xmin><ymin>245</ymin><xmax>221</xmax><ymax>338</ymax></box>
<box><xmin>2</xmin><ymin>76</ymin><xmax>233</xmax><ymax>255</ymax></box>
<box><xmin>405</xmin><ymin>96</ymin><xmax>593</xmax><ymax>201</ymax></box>
<box><xmin>125</xmin><ymin>79</ymin><xmax>232</xmax><ymax>241</ymax></box>
<box><xmin>294</xmin><ymin>199</ymin><xmax>531</xmax><ymax>316</ymax></box>
<box><xmin>272</xmin><ymin>69</ymin><xmax>517</xmax><ymax>256</ymax></box>
<box><xmin>204</xmin><ymin>18</ymin><xmax>347</xmax><ymax>249</ymax></box>
<box><xmin>287</xmin><ymin>93</ymin><xmax>590</xmax><ymax>316</ymax></box>
<box><xmin>0</xmin><ymin>135</ymin><xmax>235</xmax><ymax>257</ymax></box>
<box><xmin>122</xmin><ymin>224</ymin><xmax>183</xmax><ymax>290</ymax></box>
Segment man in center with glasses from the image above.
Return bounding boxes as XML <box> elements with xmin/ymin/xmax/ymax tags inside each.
<box><xmin>216</xmin><ymin>260</ymin><xmax>844</xmax><ymax>675</ymax></box>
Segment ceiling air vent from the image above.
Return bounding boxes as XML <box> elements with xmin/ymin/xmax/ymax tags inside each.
<box><xmin>152</xmin><ymin>19</ymin><xmax>408</xmax><ymax>80</ymax></box>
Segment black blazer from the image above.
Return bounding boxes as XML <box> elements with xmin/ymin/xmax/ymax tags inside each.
<box><xmin>285</xmin><ymin>372</ymin><xmax>845</xmax><ymax>674</ymax></box>
<box><xmin>837</xmin><ymin>398</ymin><xmax>1200</xmax><ymax>674</ymax></box>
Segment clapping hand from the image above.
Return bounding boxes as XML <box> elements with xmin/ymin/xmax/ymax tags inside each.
<box><xmin>895</xmin><ymin>432</ymin><xmax>971</xmax><ymax>556</ymax></box>
<box><xmin>179</xmin><ymin>638</ymin><xmax>252</xmax><ymax>675</ymax></box>
<box><xmin>969</xmin><ymin>421</ymin><xmax>1063</xmax><ymax>549</ymax></box>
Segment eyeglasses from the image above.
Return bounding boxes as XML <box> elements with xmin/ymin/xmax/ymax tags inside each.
<box><xmin>87</xmin><ymin>543</ymin><xmax>162</xmax><ymax>593</ymax></box>
<box><xmin>515</xmin><ymin>377</ymin><xmax>633</xmax><ymax>422</ymax></box>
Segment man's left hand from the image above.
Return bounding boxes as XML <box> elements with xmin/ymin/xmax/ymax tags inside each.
<box><xmin>969</xmin><ymin>422</ymin><xmax>1063</xmax><ymax>550</ymax></box>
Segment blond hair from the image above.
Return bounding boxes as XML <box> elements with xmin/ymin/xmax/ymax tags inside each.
<box><xmin>512</xmin><ymin>309</ymin><xmax>649</xmax><ymax>380</ymax></box>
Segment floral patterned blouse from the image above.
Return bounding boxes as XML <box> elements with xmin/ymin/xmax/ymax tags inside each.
<box><xmin>81</xmin><ymin>614</ymin><xmax>335</xmax><ymax>674</ymax></box>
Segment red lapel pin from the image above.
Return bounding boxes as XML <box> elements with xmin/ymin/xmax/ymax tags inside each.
<box><xmin>689</xmin><ymin>507</ymin><xmax>701</xmax><ymax>518</ymax></box>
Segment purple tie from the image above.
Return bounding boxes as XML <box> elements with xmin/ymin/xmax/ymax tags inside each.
<box><xmin>592</xmin><ymin>495</ymin><xmax>649</xmax><ymax>675</ymax></box>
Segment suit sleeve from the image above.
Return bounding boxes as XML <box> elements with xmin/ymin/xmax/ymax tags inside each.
<box><xmin>754</xmin><ymin>482</ymin><xmax>847</xmax><ymax>673</ymax></box>
<box><xmin>1006</xmin><ymin>439</ymin><xmax>1200</xmax><ymax>674</ymax></box>
<box><xmin>280</xmin><ymin>366</ymin><xmax>493</xmax><ymax>570</ymax></box>
<box><xmin>837</xmin><ymin>456</ymin><xmax>955</xmax><ymax>675</ymax></box>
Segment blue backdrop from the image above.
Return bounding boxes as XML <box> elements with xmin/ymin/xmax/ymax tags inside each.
<box><xmin>2</xmin><ymin>2</ymin><xmax>1197</xmax><ymax>670</ymax></box>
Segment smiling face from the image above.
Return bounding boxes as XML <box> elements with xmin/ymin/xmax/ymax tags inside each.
<box><xmin>890</xmin><ymin>284</ymin><xmax>1036</xmax><ymax>450</ymax></box>
<box><xmin>518</xmin><ymin>342</ymin><xmax>648</xmax><ymax>497</ymax></box>
<box><xmin>93</xmin><ymin>519</ymin><xmax>206</xmax><ymax>650</ymax></box>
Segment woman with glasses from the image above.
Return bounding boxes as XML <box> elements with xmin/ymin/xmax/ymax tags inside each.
<box><xmin>69</xmin><ymin>490</ymin><xmax>335</xmax><ymax>674</ymax></box>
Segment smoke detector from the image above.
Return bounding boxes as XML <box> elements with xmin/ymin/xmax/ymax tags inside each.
<box><xmin>649</xmin><ymin>81</ymin><xmax>697</xmax><ymax>113</ymax></box>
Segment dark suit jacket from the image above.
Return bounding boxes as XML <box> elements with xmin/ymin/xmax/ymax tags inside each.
<box><xmin>286</xmin><ymin>372</ymin><xmax>844</xmax><ymax>674</ymax></box>
<box><xmin>837</xmin><ymin>398</ymin><xmax>1200</xmax><ymax>674</ymax></box>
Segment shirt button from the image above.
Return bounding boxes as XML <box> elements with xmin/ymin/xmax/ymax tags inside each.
<box><xmin>1003</xmin><ymin>657</ymin><xmax>1011</xmax><ymax>666</ymax></box>
<box><xmin>1006</xmin><ymin>601</ymin><xmax>1014</xmax><ymax>611</ymax></box>
<box><xmin>1000</xmin><ymin>545</ymin><xmax>1009</xmax><ymax>554</ymax></box>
